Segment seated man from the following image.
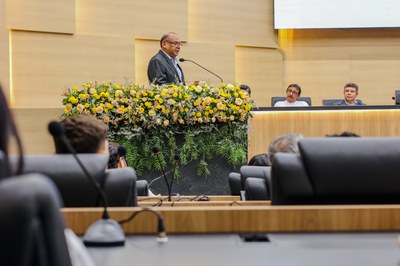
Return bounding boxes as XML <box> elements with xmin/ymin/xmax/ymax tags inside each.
<box><xmin>274</xmin><ymin>84</ymin><xmax>309</xmax><ymax>107</ymax></box>
<box><xmin>54</xmin><ymin>114</ymin><xmax>109</xmax><ymax>154</ymax></box>
<box><xmin>334</xmin><ymin>82</ymin><xmax>365</xmax><ymax>106</ymax></box>
<box><xmin>267</xmin><ymin>133</ymin><xmax>304</xmax><ymax>165</ymax></box>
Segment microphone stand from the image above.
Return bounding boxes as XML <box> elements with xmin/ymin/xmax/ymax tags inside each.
<box><xmin>48</xmin><ymin>122</ymin><xmax>125</xmax><ymax>246</ymax></box>
<box><xmin>179</xmin><ymin>58</ymin><xmax>224</xmax><ymax>83</ymax></box>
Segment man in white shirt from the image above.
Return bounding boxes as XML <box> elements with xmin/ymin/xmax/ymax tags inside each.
<box><xmin>274</xmin><ymin>84</ymin><xmax>309</xmax><ymax>107</ymax></box>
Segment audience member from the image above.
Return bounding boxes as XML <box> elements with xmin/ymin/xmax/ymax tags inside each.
<box><xmin>248</xmin><ymin>153</ymin><xmax>270</xmax><ymax>166</ymax></box>
<box><xmin>240</xmin><ymin>84</ymin><xmax>252</xmax><ymax>96</ymax></box>
<box><xmin>334</xmin><ymin>82</ymin><xmax>365</xmax><ymax>106</ymax></box>
<box><xmin>0</xmin><ymin>84</ymin><xmax>96</xmax><ymax>266</ymax></box>
<box><xmin>326</xmin><ymin>131</ymin><xmax>361</xmax><ymax>137</ymax></box>
<box><xmin>54</xmin><ymin>114</ymin><xmax>108</xmax><ymax>154</ymax></box>
<box><xmin>0</xmin><ymin>84</ymin><xmax>24</xmax><ymax>176</ymax></box>
<box><xmin>274</xmin><ymin>84</ymin><xmax>309</xmax><ymax>107</ymax></box>
<box><xmin>147</xmin><ymin>32</ymin><xmax>185</xmax><ymax>85</ymax></box>
<box><xmin>267</xmin><ymin>133</ymin><xmax>304</xmax><ymax>165</ymax></box>
<box><xmin>108</xmin><ymin>141</ymin><xmax>128</xmax><ymax>169</ymax></box>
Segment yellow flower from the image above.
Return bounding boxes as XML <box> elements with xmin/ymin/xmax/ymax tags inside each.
<box><xmin>65</xmin><ymin>103</ymin><xmax>73</xmax><ymax>111</ymax></box>
<box><xmin>173</xmin><ymin>92</ymin><xmax>178</xmax><ymax>98</ymax></box>
<box><xmin>96</xmin><ymin>106</ymin><xmax>104</xmax><ymax>113</ymax></box>
<box><xmin>145</xmin><ymin>102</ymin><xmax>152</xmax><ymax>108</ymax></box>
<box><xmin>118</xmin><ymin>107</ymin><xmax>126</xmax><ymax>114</ymax></box>
<box><xmin>103</xmin><ymin>116</ymin><xmax>110</xmax><ymax>123</ymax></box>
<box><xmin>148</xmin><ymin>109</ymin><xmax>156</xmax><ymax>117</ymax></box>
<box><xmin>84</xmin><ymin>103</ymin><xmax>90</xmax><ymax>108</ymax></box>
<box><xmin>79</xmin><ymin>93</ymin><xmax>88</xmax><ymax>99</ymax></box>
<box><xmin>106</xmin><ymin>103</ymin><xmax>113</xmax><ymax>109</ymax></box>
<box><xmin>138</xmin><ymin>107</ymin><xmax>145</xmax><ymax>114</ymax></box>
<box><xmin>77</xmin><ymin>104</ymin><xmax>84</xmax><ymax>112</ymax></box>
<box><xmin>196</xmin><ymin>112</ymin><xmax>202</xmax><ymax>117</ymax></box>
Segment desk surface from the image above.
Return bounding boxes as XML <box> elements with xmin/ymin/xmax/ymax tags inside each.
<box><xmin>87</xmin><ymin>232</ymin><xmax>400</xmax><ymax>266</ymax></box>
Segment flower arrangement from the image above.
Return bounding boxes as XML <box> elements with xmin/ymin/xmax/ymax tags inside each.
<box><xmin>61</xmin><ymin>81</ymin><xmax>254</xmax><ymax>179</ymax></box>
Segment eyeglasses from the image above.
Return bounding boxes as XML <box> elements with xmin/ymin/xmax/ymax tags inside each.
<box><xmin>286</xmin><ymin>89</ymin><xmax>299</xmax><ymax>95</ymax></box>
<box><xmin>166</xmin><ymin>41</ymin><xmax>184</xmax><ymax>47</ymax></box>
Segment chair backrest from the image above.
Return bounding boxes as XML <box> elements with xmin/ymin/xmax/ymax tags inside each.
<box><xmin>0</xmin><ymin>173</ymin><xmax>72</xmax><ymax>266</ymax></box>
<box><xmin>11</xmin><ymin>154</ymin><xmax>137</xmax><ymax>207</ymax></box>
<box><xmin>322</xmin><ymin>99</ymin><xmax>342</xmax><ymax>106</ymax></box>
<box><xmin>271</xmin><ymin>96</ymin><xmax>312</xmax><ymax>107</ymax></box>
<box><xmin>272</xmin><ymin>137</ymin><xmax>400</xmax><ymax>205</ymax></box>
<box><xmin>323</xmin><ymin>99</ymin><xmax>365</xmax><ymax>106</ymax></box>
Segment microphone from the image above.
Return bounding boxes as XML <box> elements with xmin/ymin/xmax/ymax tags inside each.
<box><xmin>48</xmin><ymin>121</ymin><xmax>125</xmax><ymax>246</ymax></box>
<box><xmin>152</xmin><ymin>146</ymin><xmax>172</xmax><ymax>201</ymax></box>
<box><xmin>179</xmin><ymin>58</ymin><xmax>223</xmax><ymax>83</ymax></box>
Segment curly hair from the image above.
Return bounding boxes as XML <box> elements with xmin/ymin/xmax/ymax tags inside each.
<box><xmin>54</xmin><ymin>114</ymin><xmax>108</xmax><ymax>154</ymax></box>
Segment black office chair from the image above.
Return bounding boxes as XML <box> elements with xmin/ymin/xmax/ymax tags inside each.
<box><xmin>0</xmin><ymin>173</ymin><xmax>72</xmax><ymax>266</ymax></box>
<box><xmin>271</xmin><ymin>96</ymin><xmax>312</xmax><ymax>107</ymax></box>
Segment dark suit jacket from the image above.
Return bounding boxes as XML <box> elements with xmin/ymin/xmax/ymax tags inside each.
<box><xmin>334</xmin><ymin>99</ymin><xmax>365</xmax><ymax>106</ymax></box>
<box><xmin>147</xmin><ymin>50</ymin><xmax>185</xmax><ymax>85</ymax></box>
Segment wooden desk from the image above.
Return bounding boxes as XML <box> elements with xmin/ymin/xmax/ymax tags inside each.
<box><xmin>248</xmin><ymin>106</ymin><xmax>400</xmax><ymax>158</ymax></box>
<box><xmin>63</xmin><ymin>205</ymin><xmax>400</xmax><ymax>235</ymax></box>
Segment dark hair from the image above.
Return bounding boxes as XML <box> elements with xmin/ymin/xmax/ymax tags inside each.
<box><xmin>248</xmin><ymin>153</ymin><xmax>270</xmax><ymax>166</ymax></box>
<box><xmin>326</xmin><ymin>131</ymin><xmax>361</xmax><ymax>137</ymax></box>
<box><xmin>344</xmin><ymin>82</ymin><xmax>359</xmax><ymax>92</ymax></box>
<box><xmin>54</xmin><ymin>114</ymin><xmax>108</xmax><ymax>154</ymax></box>
<box><xmin>108</xmin><ymin>142</ymin><xmax>122</xmax><ymax>169</ymax></box>
<box><xmin>0</xmin><ymin>83</ymin><xmax>24</xmax><ymax>176</ymax></box>
<box><xmin>240</xmin><ymin>84</ymin><xmax>251</xmax><ymax>96</ymax></box>
<box><xmin>286</xmin><ymin>84</ymin><xmax>302</xmax><ymax>96</ymax></box>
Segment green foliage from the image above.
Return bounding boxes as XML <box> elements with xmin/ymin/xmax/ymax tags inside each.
<box><xmin>108</xmin><ymin>122</ymin><xmax>248</xmax><ymax>180</ymax></box>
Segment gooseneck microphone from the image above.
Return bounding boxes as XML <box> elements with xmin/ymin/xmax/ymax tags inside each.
<box><xmin>48</xmin><ymin>121</ymin><xmax>125</xmax><ymax>246</ymax></box>
<box><xmin>179</xmin><ymin>58</ymin><xmax>223</xmax><ymax>83</ymax></box>
<box><xmin>152</xmin><ymin>147</ymin><xmax>172</xmax><ymax>201</ymax></box>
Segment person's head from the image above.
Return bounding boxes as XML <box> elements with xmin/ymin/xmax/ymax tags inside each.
<box><xmin>54</xmin><ymin>114</ymin><xmax>108</xmax><ymax>154</ymax></box>
<box><xmin>160</xmin><ymin>32</ymin><xmax>182</xmax><ymax>58</ymax></box>
<box><xmin>326</xmin><ymin>131</ymin><xmax>361</xmax><ymax>137</ymax></box>
<box><xmin>248</xmin><ymin>153</ymin><xmax>270</xmax><ymax>166</ymax></box>
<box><xmin>240</xmin><ymin>84</ymin><xmax>252</xmax><ymax>96</ymax></box>
<box><xmin>285</xmin><ymin>84</ymin><xmax>301</xmax><ymax>103</ymax></box>
<box><xmin>268</xmin><ymin>133</ymin><xmax>303</xmax><ymax>165</ymax></box>
<box><xmin>0</xmin><ymin>83</ymin><xmax>24</xmax><ymax>176</ymax></box>
<box><xmin>107</xmin><ymin>142</ymin><xmax>128</xmax><ymax>169</ymax></box>
<box><xmin>343</xmin><ymin>82</ymin><xmax>359</xmax><ymax>104</ymax></box>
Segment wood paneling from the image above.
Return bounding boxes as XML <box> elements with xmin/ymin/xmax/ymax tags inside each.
<box><xmin>76</xmin><ymin>0</ymin><xmax>187</xmax><ymax>40</ymax></box>
<box><xmin>11</xmin><ymin>31</ymin><xmax>135</xmax><ymax>108</ymax></box>
<box><xmin>281</xmin><ymin>28</ymin><xmax>400</xmax><ymax>106</ymax></box>
<box><xmin>248</xmin><ymin>108</ymin><xmax>400</xmax><ymax>158</ymax></box>
<box><xmin>0</xmin><ymin>0</ymin><xmax>9</xmax><ymax>101</ymax></box>
<box><xmin>188</xmin><ymin>0</ymin><xmax>277</xmax><ymax>48</ymax></box>
<box><xmin>236</xmin><ymin>47</ymin><xmax>283</xmax><ymax>107</ymax></box>
<box><xmin>6</xmin><ymin>0</ymin><xmax>75</xmax><ymax>34</ymax></box>
<box><xmin>63</xmin><ymin>205</ymin><xmax>400</xmax><ymax>235</ymax></box>
<box><xmin>12</xmin><ymin>108</ymin><xmax>62</xmax><ymax>154</ymax></box>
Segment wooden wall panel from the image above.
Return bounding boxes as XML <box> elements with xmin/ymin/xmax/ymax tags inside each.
<box><xmin>0</xmin><ymin>0</ymin><xmax>9</xmax><ymax>102</ymax></box>
<box><xmin>6</xmin><ymin>0</ymin><xmax>75</xmax><ymax>34</ymax></box>
<box><xmin>188</xmin><ymin>0</ymin><xmax>277</xmax><ymax>48</ymax></box>
<box><xmin>76</xmin><ymin>0</ymin><xmax>188</xmax><ymax>40</ymax></box>
<box><xmin>281</xmin><ymin>29</ymin><xmax>400</xmax><ymax>106</ymax></box>
<box><xmin>12</xmin><ymin>108</ymin><xmax>62</xmax><ymax>154</ymax></box>
<box><xmin>11</xmin><ymin>31</ymin><xmax>135</xmax><ymax>108</ymax></box>
<box><xmin>236</xmin><ymin>47</ymin><xmax>283</xmax><ymax>107</ymax></box>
